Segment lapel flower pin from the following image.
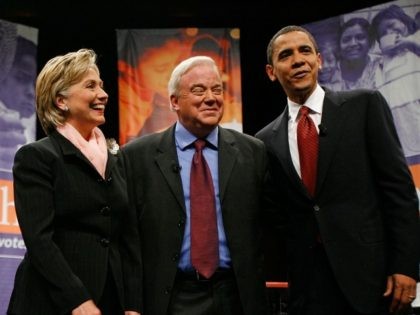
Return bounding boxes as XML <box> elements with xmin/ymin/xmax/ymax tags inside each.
<box><xmin>106</xmin><ymin>138</ymin><xmax>120</xmax><ymax>155</ymax></box>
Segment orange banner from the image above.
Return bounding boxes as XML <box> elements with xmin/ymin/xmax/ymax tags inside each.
<box><xmin>0</xmin><ymin>180</ymin><xmax>20</xmax><ymax>235</ymax></box>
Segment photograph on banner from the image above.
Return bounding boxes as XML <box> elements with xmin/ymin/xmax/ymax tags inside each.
<box><xmin>303</xmin><ymin>0</ymin><xmax>420</xmax><ymax>200</ymax></box>
<box><xmin>116</xmin><ymin>27</ymin><xmax>242</xmax><ymax>145</ymax></box>
<box><xmin>0</xmin><ymin>18</ymin><xmax>38</xmax><ymax>315</ymax></box>
<box><xmin>0</xmin><ymin>19</ymin><xmax>37</xmax><ymax>179</ymax></box>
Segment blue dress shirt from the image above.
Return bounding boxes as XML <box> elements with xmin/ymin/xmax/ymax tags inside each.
<box><xmin>175</xmin><ymin>122</ymin><xmax>231</xmax><ymax>271</ymax></box>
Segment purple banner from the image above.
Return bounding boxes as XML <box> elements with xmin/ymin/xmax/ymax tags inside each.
<box><xmin>0</xmin><ymin>18</ymin><xmax>38</xmax><ymax>314</ymax></box>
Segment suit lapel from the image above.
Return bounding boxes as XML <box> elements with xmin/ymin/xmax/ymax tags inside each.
<box><xmin>155</xmin><ymin>126</ymin><xmax>186</xmax><ymax>212</ymax></box>
<box><xmin>51</xmin><ymin>130</ymin><xmax>117</xmax><ymax>179</ymax></box>
<box><xmin>218</xmin><ymin>128</ymin><xmax>238</xmax><ymax>202</ymax></box>
<box><xmin>105</xmin><ymin>152</ymin><xmax>117</xmax><ymax>179</ymax></box>
<box><xmin>269</xmin><ymin>108</ymin><xmax>307</xmax><ymax>195</ymax></box>
<box><xmin>50</xmin><ymin>131</ymin><xmax>93</xmax><ymax>166</ymax></box>
<box><xmin>316</xmin><ymin>91</ymin><xmax>346</xmax><ymax>194</ymax></box>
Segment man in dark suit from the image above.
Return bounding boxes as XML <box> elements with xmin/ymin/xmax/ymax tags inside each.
<box><xmin>256</xmin><ymin>25</ymin><xmax>420</xmax><ymax>315</ymax></box>
<box><xmin>122</xmin><ymin>55</ymin><xmax>268</xmax><ymax>315</ymax></box>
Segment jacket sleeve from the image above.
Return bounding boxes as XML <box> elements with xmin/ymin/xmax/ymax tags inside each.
<box><xmin>366</xmin><ymin>90</ymin><xmax>420</xmax><ymax>280</ymax></box>
<box><xmin>13</xmin><ymin>143</ymin><xmax>91</xmax><ymax>314</ymax></box>
<box><xmin>119</xmin><ymin>149</ymin><xmax>143</xmax><ymax>312</ymax></box>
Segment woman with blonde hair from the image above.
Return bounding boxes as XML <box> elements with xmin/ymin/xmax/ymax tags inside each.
<box><xmin>7</xmin><ymin>49</ymin><xmax>141</xmax><ymax>315</ymax></box>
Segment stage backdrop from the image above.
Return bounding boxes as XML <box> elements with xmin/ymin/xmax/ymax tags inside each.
<box><xmin>116</xmin><ymin>27</ymin><xmax>242</xmax><ymax>145</ymax></box>
<box><xmin>303</xmin><ymin>0</ymin><xmax>420</xmax><ymax>305</ymax></box>
<box><xmin>303</xmin><ymin>0</ymin><xmax>420</xmax><ymax>202</ymax></box>
<box><xmin>0</xmin><ymin>18</ymin><xmax>38</xmax><ymax>314</ymax></box>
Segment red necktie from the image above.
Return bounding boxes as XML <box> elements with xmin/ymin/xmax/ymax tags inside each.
<box><xmin>190</xmin><ymin>139</ymin><xmax>219</xmax><ymax>279</ymax></box>
<box><xmin>297</xmin><ymin>106</ymin><xmax>319</xmax><ymax>196</ymax></box>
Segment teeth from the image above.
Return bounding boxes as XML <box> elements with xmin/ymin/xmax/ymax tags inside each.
<box><xmin>91</xmin><ymin>104</ymin><xmax>105</xmax><ymax>110</ymax></box>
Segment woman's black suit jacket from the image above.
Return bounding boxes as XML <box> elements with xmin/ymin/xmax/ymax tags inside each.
<box><xmin>7</xmin><ymin>130</ymin><xmax>141</xmax><ymax>315</ymax></box>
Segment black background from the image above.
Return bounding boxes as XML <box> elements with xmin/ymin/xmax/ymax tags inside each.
<box><xmin>1</xmin><ymin>0</ymin><xmax>388</xmax><ymax>140</ymax></box>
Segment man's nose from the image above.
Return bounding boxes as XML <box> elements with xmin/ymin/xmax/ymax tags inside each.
<box><xmin>203</xmin><ymin>89</ymin><xmax>216</xmax><ymax>102</ymax></box>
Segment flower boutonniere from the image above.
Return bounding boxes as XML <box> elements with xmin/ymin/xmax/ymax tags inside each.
<box><xmin>106</xmin><ymin>138</ymin><xmax>120</xmax><ymax>155</ymax></box>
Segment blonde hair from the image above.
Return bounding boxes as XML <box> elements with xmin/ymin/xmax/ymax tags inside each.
<box><xmin>36</xmin><ymin>48</ymin><xmax>99</xmax><ymax>134</ymax></box>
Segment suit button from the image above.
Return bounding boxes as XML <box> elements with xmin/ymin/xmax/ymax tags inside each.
<box><xmin>100</xmin><ymin>238</ymin><xmax>110</xmax><ymax>247</ymax></box>
<box><xmin>172</xmin><ymin>253</ymin><xmax>179</xmax><ymax>261</ymax></box>
<box><xmin>164</xmin><ymin>286</ymin><xmax>171</xmax><ymax>295</ymax></box>
<box><xmin>313</xmin><ymin>205</ymin><xmax>320</xmax><ymax>212</ymax></box>
<box><xmin>100</xmin><ymin>206</ymin><xmax>111</xmax><ymax>216</ymax></box>
<box><xmin>177</xmin><ymin>220</ymin><xmax>185</xmax><ymax>228</ymax></box>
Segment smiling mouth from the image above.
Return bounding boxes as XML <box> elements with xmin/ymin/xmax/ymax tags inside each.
<box><xmin>200</xmin><ymin>109</ymin><xmax>220</xmax><ymax>117</ymax></box>
<box><xmin>292</xmin><ymin>71</ymin><xmax>308</xmax><ymax>79</ymax></box>
<box><xmin>90</xmin><ymin>104</ymin><xmax>105</xmax><ymax>110</ymax></box>
<box><xmin>345</xmin><ymin>49</ymin><xmax>362</xmax><ymax>56</ymax></box>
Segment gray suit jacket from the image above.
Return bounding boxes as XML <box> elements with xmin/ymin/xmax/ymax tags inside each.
<box><xmin>256</xmin><ymin>88</ymin><xmax>420</xmax><ymax>313</ymax></box>
<box><xmin>122</xmin><ymin>124</ymin><xmax>269</xmax><ymax>315</ymax></box>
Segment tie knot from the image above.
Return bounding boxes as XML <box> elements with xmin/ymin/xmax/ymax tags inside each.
<box><xmin>299</xmin><ymin>105</ymin><xmax>310</xmax><ymax>117</ymax></box>
<box><xmin>194</xmin><ymin>139</ymin><xmax>207</xmax><ymax>151</ymax></box>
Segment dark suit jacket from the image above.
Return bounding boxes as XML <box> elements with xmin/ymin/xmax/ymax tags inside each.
<box><xmin>256</xmin><ymin>88</ymin><xmax>420</xmax><ymax>314</ymax></box>
<box><xmin>7</xmin><ymin>130</ymin><xmax>141</xmax><ymax>315</ymax></box>
<box><xmin>122</xmin><ymin>124</ymin><xmax>268</xmax><ymax>315</ymax></box>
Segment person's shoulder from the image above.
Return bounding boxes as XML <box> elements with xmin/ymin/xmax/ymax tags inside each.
<box><xmin>326</xmin><ymin>87</ymin><xmax>381</xmax><ymax>101</ymax></box>
<box><xmin>221</xmin><ymin>127</ymin><xmax>265</xmax><ymax>149</ymax></box>
<box><xmin>122</xmin><ymin>128</ymin><xmax>168</xmax><ymax>153</ymax></box>
<box><xmin>122</xmin><ymin>134</ymin><xmax>154</xmax><ymax>150</ymax></box>
<box><xmin>18</xmin><ymin>136</ymin><xmax>52</xmax><ymax>151</ymax></box>
<box><xmin>14</xmin><ymin>135</ymin><xmax>55</xmax><ymax>162</ymax></box>
<box><xmin>254</xmin><ymin>115</ymin><xmax>282</xmax><ymax>141</ymax></box>
<box><xmin>221</xmin><ymin>127</ymin><xmax>255</xmax><ymax>141</ymax></box>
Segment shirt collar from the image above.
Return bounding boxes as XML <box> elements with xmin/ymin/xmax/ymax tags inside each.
<box><xmin>288</xmin><ymin>84</ymin><xmax>325</xmax><ymax>122</ymax></box>
<box><xmin>175</xmin><ymin>122</ymin><xmax>219</xmax><ymax>150</ymax></box>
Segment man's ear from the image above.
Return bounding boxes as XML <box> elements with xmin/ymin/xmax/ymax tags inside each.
<box><xmin>266</xmin><ymin>64</ymin><xmax>277</xmax><ymax>82</ymax></box>
<box><xmin>170</xmin><ymin>95</ymin><xmax>179</xmax><ymax>111</ymax></box>
<box><xmin>318</xmin><ymin>52</ymin><xmax>323</xmax><ymax>71</ymax></box>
